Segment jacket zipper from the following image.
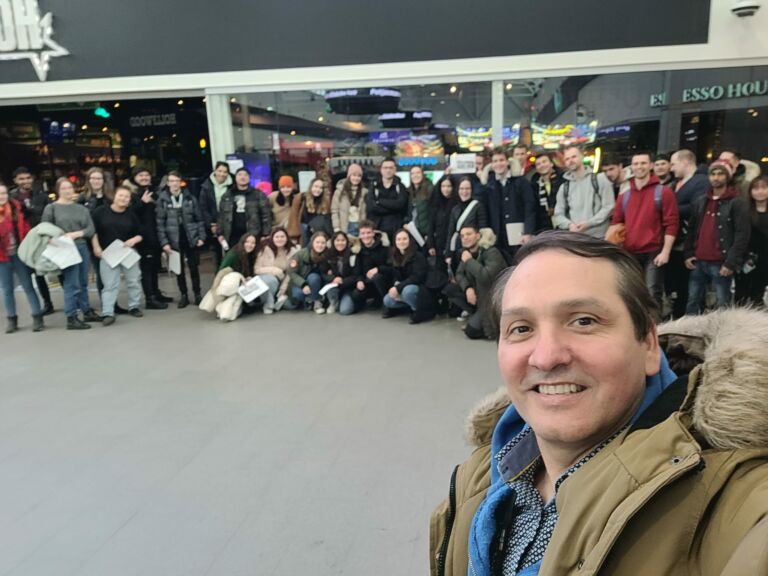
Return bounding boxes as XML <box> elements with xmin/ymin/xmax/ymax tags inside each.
<box><xmin>436</xmin><ymin>465</ymin><xmax>459</xmax><ymax>576</ymax></box>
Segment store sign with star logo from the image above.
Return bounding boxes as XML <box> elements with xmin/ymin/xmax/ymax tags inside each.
<box><xmin>0</xmin><ymin>0</ymin><xmax>68</xmax><ymax>81</ymax></box>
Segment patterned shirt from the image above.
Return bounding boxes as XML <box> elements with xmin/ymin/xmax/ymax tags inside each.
<box><xmin>498</xmin><ymin>427</ymin><xmax>626</xmax><ymax>575</ymax></box>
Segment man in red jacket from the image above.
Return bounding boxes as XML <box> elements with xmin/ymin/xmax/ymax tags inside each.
<box><xmin>611</xmin><ymin>152</ymin><xmax>679</xmax><ymax>313</ymax></box>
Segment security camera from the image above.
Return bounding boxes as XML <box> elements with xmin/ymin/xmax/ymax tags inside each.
<box><xmin>732</xmin><ymin>0</ymin><xmax>761</xmax><ymax>17</ymax></box>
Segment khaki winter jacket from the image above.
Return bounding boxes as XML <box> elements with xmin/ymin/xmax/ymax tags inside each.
<box><xmin>430</xmin><ymin>308</ymin><xmax>768</xmax><ymax>576</ymax></box>
<box><xmin>269</xmin><ymin>192</ymin><xmax>294</xmax><ymax>230</ymax></box>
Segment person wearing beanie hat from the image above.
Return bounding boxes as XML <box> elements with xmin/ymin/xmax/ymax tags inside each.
<box><xmin>270</xmin><ymin>175</ymin><xmax>298</xmax><ymax>230</ymax></box>
<box><xmin>216</xmin><ymin>167</ymin><xmax>272</xmax><ymax>249</ymax></box>
<box><xmin>653</xmin><ymin>153</ymin><xmax>674</xmax><ymax>186</ymax></box>
<box><xmin>683</xmin><ymin>159</ymin><xmax>751</xmax><ymax>313</ymax></box>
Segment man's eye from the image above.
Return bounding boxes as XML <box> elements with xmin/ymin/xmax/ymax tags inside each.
<box><xmin>508</xmin><ymin>325</ymin><xmax>531</xmax><ymax>336</ymax></box>
<box><xmin>573</xmin><ymin>317</ymin><xmax>596</xmax><ymax>327</ymax></box>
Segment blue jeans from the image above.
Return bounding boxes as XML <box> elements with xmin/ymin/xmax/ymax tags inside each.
<box><xmin>290</xmin><ymin>272</ymin><xmax>322</xmax><ymax>306</ymax></box>
<box><xmin>61</xmin><ymin>242</ymin><xmax>93</xmax><ymax>316</ymax></box>
<box><xmin>339</xmin><ymin>292</ymin><xmax>356</xmax><ymax>315</ymax></box>
<box><xmin>686</xmin><ymin>260</ymin><xmax>732</xmax><ymax>314</ymax></box>
<box><xmin>257</xmin><ymin>274</ymin><xmax>280</xmax><ymax>310</ymax></box>
<box><xmin>347</xmin><ymin>222</ymin><xmax>359</xmax><ymax>236</ymax></box>
<box><xmin>0</xmin><ymin>255</ymin><xmax>42</xmax><ymax>317</ymax></box>
<box><xmin>383</xmin><ymin>284</ymin><xmax>419</xmax><ymax>311</ymax></box>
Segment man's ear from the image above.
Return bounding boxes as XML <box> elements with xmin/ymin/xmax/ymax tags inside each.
<box><xmin>644</xmin><ymin>324</ymin><xmax>662</xmax><ymax>376</ymax></box>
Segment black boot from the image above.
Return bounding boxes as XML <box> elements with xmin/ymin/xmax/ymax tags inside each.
<box><xmin>41</xmin><ymin>302</ymin><xmax>54</xmax><ymax>316</ymax></box>
<box><xmin>194</xmin><ymin>292</ymin><xmax>202</xmax><ymax>306</ymax></box>
<box><xmin>32</xmin><ymin>314</ymin><xmax>44</xmax><ymax>332</ymax></box>
<box><xmin>145</xmin><ymin>297</ymin><xmax>168</xmax><ymax>310</ymax></box>
<box><xmin>67</xmin><ymin>315</ymin><xmax>91</xmax><ymax>330</ymax></box>
<box><xmin>157</xmin><ymin>293</ymin><xmax>173</xmax><ymax>303</ymax></box>
<box><xmin>177</xmin><ymin>294</ymin><xmax>189</xmax><ymax>309</ymax></box>
<box><xmin>82</xmin><ymin>309</ymin><xmax>102</xmax><ymax>322</ymax></box>
<box><xmin>114</xmin><ymin>304</ymin><xmax>129</xmax><ymax>315</ymax></box>
<box><xmin>5</xmin><ymin>316</ymin><xmax>17</xmax><ymax>334</ymax></box>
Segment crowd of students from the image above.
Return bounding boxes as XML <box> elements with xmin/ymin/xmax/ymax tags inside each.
<box><xmin>1</xmin><ymin>145</ymin><xmax>766</xmax><ymax>336</ymax></box>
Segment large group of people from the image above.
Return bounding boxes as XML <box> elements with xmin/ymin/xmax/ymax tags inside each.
<box><xmin>1</xmin><ymin>144</ymin><xmax>766</xmax><ymax>335</ymax></box>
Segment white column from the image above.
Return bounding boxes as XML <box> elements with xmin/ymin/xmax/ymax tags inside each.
<box><xmin>205</xmin><ymin>93</ymin><xmax>235</xmax><ymax>167</ymax></box>
<box><xmin>491</xmin><ymin>80</ymin><xmax>504</xmax><ymax>146</ymax></box>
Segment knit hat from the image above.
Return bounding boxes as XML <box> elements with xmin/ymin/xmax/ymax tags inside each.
<box><xmin>708</xmin><ymin>160</ymin><xmax>733</xmax><ymax>178</ymax></box>
<box><xmin>278</xmin><ymin>175</ymin><xmax>294</xmax><ymax>188</ymax></box>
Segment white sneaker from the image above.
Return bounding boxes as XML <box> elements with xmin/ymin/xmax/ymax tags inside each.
<box><xmin>275</xmin><ymin>295</ymin><xmax>288</xmax><ymax>311</ymax></box>
<box><xmin>457</xmin><ymin>310</ymin><xmax>470</xmax><ymax>322</ymax></box>
<box><xmin>314</xmin><ymin>301</ymin><xmax>325</xmax><ymax>314</ymax></box>
<box><xmin>327</xmin><ymin>303</ymin><xmax>337</xmax><ymax>315</ymax></box>
<box><xmin>263</xmin><ymin>307</ymin><xmax>274</xmax><ymax>315</ymax></box>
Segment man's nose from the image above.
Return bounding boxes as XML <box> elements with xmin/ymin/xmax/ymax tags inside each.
<box><xmin>527</xmin><ymin>327</ymin><xmax>572</xmax><ymax>372</ymax></box>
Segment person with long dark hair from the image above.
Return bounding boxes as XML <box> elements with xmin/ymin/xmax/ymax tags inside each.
<box><xmin>331</xmin><ymin>164</ymin><xmax>367</xmax><ymax>236</ymax></box>
<box><xmin>0</xmin><ymin>182</ymin><xmax>43</xmax><ymax>333</ymax></box>
<box><xmin>325</xmin><ymin>231</ymin><xmax>358</xmax><ymax>315</ymax></box>
<box><xmin>382</xmin><ymin>229</ymin><xmax>429</xmax><ymax>323</ymax></box>
<box><xmin>735</xmin><ymin>176</ymin><xmax>768</xmax><ymax>307</ymax></box>
<box><xmin>426</xmin><ymin>175</ymin><xmax>458</xmax><ymax>260</ymax></box>
<box><xmin>41</xmin><ymin>177</ymin><xmax>99</xmax><ymax>329</ymax></box>
<box><xmin>270</xmin><ymin>176</ymin><xmax>299</xmax><ymax>230</ymax></box>
<box><xmin>254</xmin><ymin>227</ymin><xmax>299</xmax><ymax>313</ymax></box>
<box><xmin>288</xmin><ymin>230</ymin><xmax>333</xmax><ymax>313</ymax></box>
<box><xmin>220</xmin><ymin>232</ymin><xmax>258</xmax><ymax>276</ymax></box>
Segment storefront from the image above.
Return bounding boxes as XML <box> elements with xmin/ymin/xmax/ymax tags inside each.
<box><xmin>1</xmin><ymin>0</ymin><xmax>767</xmax><ymax>190</ymax></box>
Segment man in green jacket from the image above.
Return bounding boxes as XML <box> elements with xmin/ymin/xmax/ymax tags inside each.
<box><xmin>431</xmin><ymin>231</ymin><xmax>768</xmax><ymax>576</ymax></box>
<box><xmin>442</xmin><ymin>224</ymin><xmax>506</xmax><ymax>340</ymax></box>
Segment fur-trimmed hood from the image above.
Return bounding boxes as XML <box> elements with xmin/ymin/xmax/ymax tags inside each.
<box><xmin>464</xmin><ymin>308</ymin><xmax>768</xmax><ymax>451</ymax></box>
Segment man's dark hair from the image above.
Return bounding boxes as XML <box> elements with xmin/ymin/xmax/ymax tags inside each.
<box><xmin>631</xmin><ymin>151</ymin><xmax>654</xmax><ymax>163</ymax></box>
<box><xmin>654</xmin><ymin>153</ymin><xmax>671</xmax><ymax>163</ymax></box>
<box><xmin>491</xmin><ymin>146</ymin><xmax>507</xmax><ymax>158</ymax></box>
<box><xmin>459</xmin><ymin>223</ymin><xmax>480</xmax><ymax>233</ymax></box>
<box><xmin>12</xmin><ymin>166</ymin><xmax>32</xmax><ymax>178</ymax></box>
<box><xmin>601</xmin><ymin>154</ymin><xmax>623</xmax><ymax>167</ymax></box>
<box><xmin>491</xmin><ymin>231</ymin><xmax>658</xmax><ymax>341</ymax></box>
<box><xmin>381</xmin><ymin>157</ymin><xmax>396</xmax><ymax>167</ymax></box>
<box><xmin>167</xmin><ymin>170</ymin><xmax>182</xmax><ymax>180</ymax></box>
<box><xmin>358</xmin><ymin>219</ymin><xmax>375</xmax><ymax>231</ymax></box>
<box><xmin>235</xmin><ymin>167</ymin><xmax>251</xmax><ymax>177</ymax></box>
<box><xmin>513</xmin><ymin>144</ymin><xmax>529</xmax><ymax>152</ymax></box>
<box><xmin>214</xmin><ymin>161</ymin><xmax>229</xmax><ymax>171</ymax></box>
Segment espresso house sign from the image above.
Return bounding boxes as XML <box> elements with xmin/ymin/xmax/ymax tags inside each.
<box><xmin>0</xmin><ymin>0</ymin><xmax>68</xmax><ymax>81</ymax></box>
<box><xmin>651</xmin><ymin>79</ymin><xmax>768</xmax><ymax>107</ymax></box>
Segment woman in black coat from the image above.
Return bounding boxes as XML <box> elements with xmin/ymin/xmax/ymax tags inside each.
<box><xmin>381</xmin><ymin>229</ymin><xmax>434</xmax><ymax>323</ymax></box>
<box><xmin>445</xmin><ymin>177</ymin><xmax>488</xmax><ymax>263</ymax></box>
<box><xmin>426</xmin><ymin>176</ymin><xmax>458</xmax><ymax>260</ymax></box>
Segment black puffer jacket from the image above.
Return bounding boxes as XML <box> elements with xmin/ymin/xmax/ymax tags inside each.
<box><xmin>217</xmin><ymin>186</ymin><xmax>271</xmax><ymax>241</ymax></box>
<box><xmin>10</xmin><ymin>184</ymin><xmax>50</xmax><ymax>227</ymax></box>
<box><xmin>427</xmin><ymin>180</ymin><xmax>458</xmax><ymax>253</ymax></box>
<box><xmin>684</xmin><ymin>187</ymin><xmax>751</xmax><ymax>271</ymax></box>
<box><xmin>328</xmin><ymin>249</ymin><xmax>358</xmax><ymax>292</ymax></box>
<box><xmin>156</xmin><ymin>189</ymin><xmax>207</xmax><ymax>250</ymax></box>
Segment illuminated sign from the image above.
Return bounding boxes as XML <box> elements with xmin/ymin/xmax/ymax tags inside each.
<box><xmin>128</xmin><ymin>113</ymin><xmax>177</xmax><ymax>128</ymax></box>
<box><xmin>650</xmin><ymin>80</ymin><xmax>768</xmax><ymax>106</ymax></box>
<box><xmin>0</xmin><ymin>0</ymin><xmax>69</xmax><ymax>81</ymax></box>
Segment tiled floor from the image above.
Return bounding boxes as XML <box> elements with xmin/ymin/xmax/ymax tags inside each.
<box><xmin>0</xmin><ymin>279</ymin><xmax>501</xmax><ymax>575</ymax></box>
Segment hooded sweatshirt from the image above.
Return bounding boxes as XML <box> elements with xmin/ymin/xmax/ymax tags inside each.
<box><xmin>553</xmin><ymin>170</ymin><xmax>614</xmax><ymax>239</ymax></box>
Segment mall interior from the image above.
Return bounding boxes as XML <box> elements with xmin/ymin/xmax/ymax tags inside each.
<box><xmin>1</xmin><ymin>1</ymin><xmax>768</xmax><ymax>574</ymax></box>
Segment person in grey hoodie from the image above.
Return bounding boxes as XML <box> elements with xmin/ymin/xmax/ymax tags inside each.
<box><xmin>554</xmin><ymin>145</ymin><xmax>614</xmax><ymax>239</ymax></box>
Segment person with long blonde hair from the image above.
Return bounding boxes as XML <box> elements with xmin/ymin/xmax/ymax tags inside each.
<box><xmin>287</xmin><ymin>177</ymin><xmax>332</xmax><ymax>246</ymax></box>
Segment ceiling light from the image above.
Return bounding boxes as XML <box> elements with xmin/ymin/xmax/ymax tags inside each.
<box><xmin>290</xmin><ymin>130</ymin><xmax>296</xmax><ymax>136</ymax></box>
<box><xmin>113</xmin><ymin>102</ymin><xmax>120</xmax><ymax>108</ymax></box>
<box><xmin>430</xmin><ymin>92</ymin><xmax>436</xmax><ymax>97</ymax></box>
<box><xmin>449</xmin><ymin>85</ymin><xmax>457</xmax><ymax>94</ymax></box>
<box><xmin>506</xmin><ymin>83</ymin><xmax>513</xmax><ymax>90</ymax></box>
<box><xmin>318</xmin><ymin>116</ymin><xmax>324</xmax><ymax>122</ymax></box>
<box><xmin>230</xmin><ymin>97</ymin><xmax>237</xmax><ymax>103</ymax></box>
<box><xmin>80</xmin><ymin>124</ymin><xmax>88</xmax><ymax>130</ymax></box>
<box><xmin>177</xmin><ymin>99</ymin><xmax>184</xmax><ymax>105</ymax></box>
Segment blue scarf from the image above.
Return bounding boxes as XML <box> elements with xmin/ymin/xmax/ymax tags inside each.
<box><xmin>468</xmin><ymin>353</ymin><xmax>678</xmax><ymax>576</ymax></box>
